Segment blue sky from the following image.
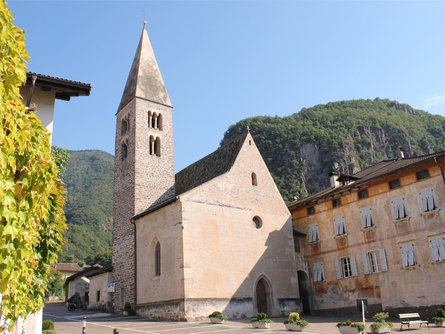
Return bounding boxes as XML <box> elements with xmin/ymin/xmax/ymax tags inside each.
<box><xmin>8</xmin><ymin>0</ymin><xmax>445</xmax><ymax>172</ymax></box>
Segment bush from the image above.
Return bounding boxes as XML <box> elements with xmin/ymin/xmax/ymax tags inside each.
<box><xmin>250</xmin><ymin>312</ymin><xmax>272</xmax><ymax>323</ymax></box>
<box><xmin>437</xmin><ymin>308</ymin><xmax>445</xmax><ymax>318</ymax></box>
<box><xmin>208</xmin><ymin>311</ymin><xmax>228</xmax><ymax>320</ymax></box>
<box><xmin>283</xmin><ymin>312</ymin><xmax>309</xmax><ymax>328</ymax></box>
<box><xmin>336</xmin><ymin>319</ymin><xmax>365</xmax><ymax>332</ymax></box>
<box><xmin>373</xmin><ymin>312</ymin><xmax>389</xmax><ymax>323</ymax></box>
<box><xmin>42</xmin><ymin>320</ymin><xmax>55</xmax><ymax>331</ymax></box>
<box><xmin>370</xmin><ymin>322</ymin><xmax>394</xmax><ymax>332</ymax></box>
<box><xmin>123</xmin><ymin>302</ymin><xmax>135</xmax><ymax>316</ymax></box>
<box><xmin>43</xmin><ymin>330</ymin><xmax>56</xmax><ymax>334</ymax></box>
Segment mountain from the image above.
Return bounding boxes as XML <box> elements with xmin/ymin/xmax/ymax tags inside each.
<box><xmin>222</xmin><ymin>98</ymin><xmax>445</xmax><ymax>202</ymax></box>
<box><xmin>58</xmin><ymin>150</ymin><xmax>114</xmax><ymax>265</ymax></box>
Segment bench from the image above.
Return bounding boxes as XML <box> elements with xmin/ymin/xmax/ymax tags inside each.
<box><xmin>399</xmin><ymin>313</ymin><xmax>429</xmax><ymax>330</ymax></box>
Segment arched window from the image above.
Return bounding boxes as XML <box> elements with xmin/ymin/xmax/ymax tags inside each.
<box><xmin>121</xmin><ymin>119</ymin><xmax>128</xmax><ymax>135</ymax></box>
<box><xmin>253</xmin><ymin>216</ymin><xmax>262</xmax><ymax>229</ymax></box>
<box><xmin>155</xmin><ymin>137</ymin><xmax>161</xmax><ymax>156</ymax></box>
<box><xmin>155</xmin><ymin>242</ymin><xmax>161</xmax><ymax>276</ymax></box>
<box><xmin>157</xmin><ymin>113</ymin><xmax>163</xmax><ymax>130</ymax></box>
<box><xmin>149</xmin><ymin>136</ymin><xmax>154</xmax><ymax>155</ymax></box>
<box><xmin>151</xmin><ymin>112</ymin><xmax>157</xmax><ymax>129</ymax></box>
<box><xmin>251</xmin><ymin>172</ymin><xmax>258</xmax><ymax>186</ymax></box>
<box><xmin>148</xmin><ymin>111</ymin><xmax>152</xmax><ymax>128</ymax></box>
<box><xmin>121</xmin><ymin>142</ymin><xmax>127</xmax><ymax>160</ymax></box>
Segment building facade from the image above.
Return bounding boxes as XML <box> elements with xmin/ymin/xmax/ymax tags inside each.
<box><xmin>112</xmin><ymin>26</ymin><xmax>300</xmax><ymax>319</ymax></box>
<box><xmin>289</xmin><ymin>152</ymin><xmax>445</xmax><ymax>317</ymax></box>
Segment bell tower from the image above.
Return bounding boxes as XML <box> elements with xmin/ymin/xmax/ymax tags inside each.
<box><xmin>112</xmin><ymin>24</ymin><xmax>175</xmax><ymax>312</ymax></box>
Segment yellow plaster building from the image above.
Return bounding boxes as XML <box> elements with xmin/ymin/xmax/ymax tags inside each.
<box><xmin>289</xmin><ymin>152</ymin><xmax>445</xmax><ymax>316</ymax></box>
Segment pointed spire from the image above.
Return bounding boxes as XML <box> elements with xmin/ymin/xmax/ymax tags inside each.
<box><xmin>118</xmin><ymin>26</ymin><xmax>171</xmax><ymax>111</ymax></box>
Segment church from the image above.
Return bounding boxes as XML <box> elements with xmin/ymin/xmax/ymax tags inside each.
<box><xmin>112</xmin><ymin>25</ymin><xmax>299</xmax><ymax>320</ymax></box>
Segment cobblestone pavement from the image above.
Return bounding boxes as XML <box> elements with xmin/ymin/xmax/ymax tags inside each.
<box><xmin>44</xmin><ymin>303</ymin><xmax>441</xmax><ymax>334</ymax></box>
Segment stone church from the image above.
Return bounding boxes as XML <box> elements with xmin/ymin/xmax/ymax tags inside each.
<box><xmin>112</xmin><ymin>25</ymin><xmax>299</xmax><ymax>320</ymax></box>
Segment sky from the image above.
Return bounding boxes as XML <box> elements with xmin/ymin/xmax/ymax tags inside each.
<box><xmin>8</xmin><ymin>0</ymin><xmax>445</xmax><ymax>172</ymax></box>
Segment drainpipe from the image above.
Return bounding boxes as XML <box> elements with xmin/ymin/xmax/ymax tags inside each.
<box><xmin>130</xmin><ymin>217</ymin><xmax>137</xmax><ymax>309</ymax></box>
<box><xmin>434</xmin><ymin>157</ymin><xmax>445</xmax><ymax>184</ymax></box>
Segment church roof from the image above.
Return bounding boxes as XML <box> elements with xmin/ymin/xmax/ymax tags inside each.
<box><xmin>175</xmin><ymin>132</ymin><xmax>248</xmax><ymax>195</ymax></box>
<box><xmin>118</xmin><ymin>26</ymin><xmax>171</xmax><ymax>111</ymax></box>
<box><xmin>132</xmin><ymin>132</ymin><xmax>248</xmax><ymax>221</ymax></box>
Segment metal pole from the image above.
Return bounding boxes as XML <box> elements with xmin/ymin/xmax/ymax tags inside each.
<box><xmin>361</xmin><ymin>300</ymin><xmax>365</xmax><ymax>331</ymax></box>
<box><xmin>82</xmin><ymin>316</ymin><xmax>86</xmax><ymax>334</ymax></box>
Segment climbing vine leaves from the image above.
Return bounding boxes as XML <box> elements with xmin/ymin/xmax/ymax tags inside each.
<box><xmin>0</xmin><ymin>0</ymin><xmax>66</xmax><ymax>331</ymax></box>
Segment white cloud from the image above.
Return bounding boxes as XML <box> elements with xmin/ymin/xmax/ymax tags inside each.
<box><xmin>422</xmin><ymin>93</ymin><xmax>445</xmax><ymax>109</ymax></box>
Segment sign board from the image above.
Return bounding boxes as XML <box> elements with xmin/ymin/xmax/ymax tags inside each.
<box><xmin>107</xmin><ymin>283</ymin><xmax>115</xmax><ymax>292</ymax></box>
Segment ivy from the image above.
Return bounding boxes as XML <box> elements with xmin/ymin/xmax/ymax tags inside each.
<box><xmin>0</xmin><ymin>0</ymin><xmax>66</xmax><ymax>331</ymax></box>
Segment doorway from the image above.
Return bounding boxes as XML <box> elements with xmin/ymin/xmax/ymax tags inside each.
<box><xmin>297</xmin><ymin>271</ymin><xmax>311</xmax><ymax>314</ymax></box>
<box><xmin>255</xmin><ymin>278</ymin><xmax>270</xmax><ymax>314</ymax></box>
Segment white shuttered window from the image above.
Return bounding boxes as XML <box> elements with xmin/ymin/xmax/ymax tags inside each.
<box><xmin>360</xmin><ymin>207</ymin><xmax>374</xmax><ymax>229</ymax></box>
<box><xmin>391</xmin><ymin>197</ymin><xmax>408</xmax><ymax>220</ymax></box>
<box><xmin>362</xmin><ymin>249</ymin><xmax>388</xmax><ymax>274</ymax></box>
<box><xmin>313</xmin><ymin>262</ymin><xmax>325</xmax><ymax>282</ymax></box>
<box><xmin>401</xmin><ymin>244</ymin><xmax>417</xmax><ymax>267</ymax></box>
<box><xmin>430</xmin><ymin>237</ymin><xmax>445</xmax><ymax>262</ymax></box>
<box><xmin>420</xmin><ymin>188</ymin><xmax>437</xmax><ymax>212</ymax></box>
<box><xmin>308</xmin><ymin>223</ymin><xmax>319</xmax><ymax>243</ymax></box>
<box><xmin>335</xmin><ymin>256</ymin><xmax>358</xmax><ymax>279</ymax></box>
<box><xmin>334</xmin><ymin>215</ymin><xmax>347</xmax><ymax>236</ymax></box>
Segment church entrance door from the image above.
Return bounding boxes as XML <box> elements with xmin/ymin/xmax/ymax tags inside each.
<box><xmin>297</xmin><ymin>271</ymin><xmax>311</xmax><ymax>314</ymax></box>
<box><xmin>256</xmin><ymin>278</ymin><xmax>268</xmax><ymax>314</ymax></box>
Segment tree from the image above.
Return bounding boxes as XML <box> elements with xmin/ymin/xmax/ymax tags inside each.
<box><xmin>0</xmin><ymin>1</ymin><xmax>66</xmax><ymax>331</ymax></box>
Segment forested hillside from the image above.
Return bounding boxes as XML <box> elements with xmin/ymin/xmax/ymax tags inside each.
<box><xmin>58</xmin><ymin>150</ymin><xmax>114</xmax><ymax>265</ymax></box>
<box><xmin>222</xmin><ymin>98</ymin><xmax>445</xmax><ymax>202</ymax></box>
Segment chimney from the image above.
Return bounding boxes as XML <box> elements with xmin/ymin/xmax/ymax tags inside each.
<box><xmin>329</xmin><ymin>172</ymin><xmax>340</xmax><ymax>188</ymax></box>
<box><xmin>398</xmin><ymin>146</ymin><xmax>405</xmax><ymax>159</ymax></box>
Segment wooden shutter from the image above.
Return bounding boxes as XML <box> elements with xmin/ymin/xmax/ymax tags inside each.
<box><xmin>379</xmin><ymin>248</ymin><xmax>388</xmax><ymax>271</ymax></box>
<box><xmin>438</xmin><ymin>237</ymin><xmax>445</xmax><ymax>261</ymax></box>
<box><xmin>350</xmin><ymin>255</ymin><xmax>358</xmax><ymax>276</ymax></box>
<box><xmin>427</xmin><ymin>189</ymin><xmax>436</xmax><ymax>211</ymax></box>
<box><xmin>431</xmin><ymin>238</ymin><xmax>440</xmax><ymax>262</ymax></box>
<box><xmin>362</xmin><ymin>252</ymin><xmax>370</xmax><ymax>274</ymax></box>
<box><xmin>407</xmin><ymin>244</ymin><xmax>415</xmax><ymax>266</ymax></box>
<box><xmin>320</xmin><ymin>262</ymin><xmax>324</xmax><ymax>281</ymax></box>
<box><xmin>401</xmin><ymin>245</ymin><xmax>408</xmax><ymax>267</ymax></box>
<box><xmin>335</xmin><ymin>259</ymin><xmax>342</xmax><ymax>279</ymax></box>
<box><xmin>360</xmin><ymin>209</ymin><xmax>366</xmax><ymax>229</ymax></box>
<box><xmin>391</xmin><ymin>199</ymin><xmax>398</xmax><ymax>220</ymax></box>
<box><xmin>420</xmin><ymin>189</ymin><xmax>429</xmax><ymax>212</ymax></box>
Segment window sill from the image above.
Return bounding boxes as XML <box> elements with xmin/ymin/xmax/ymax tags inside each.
<box><xmin>361</xmin><ymin>225</ymin><xmax>376</xmax><ymax>231</ymax></box>
<box><xmin>402</xmin><ymin>264</ymin><xmax>420</xmax><ymax>270</ymax></box>
<box><xmin>152</xmin><ymin>275</ymin><xmax>161</xmax><ymax>280</ymax></box>
<box><xmin>314</xmin><ymin>280</ymin><xmax>326</xmax><ymax>283</ymax></box>
<box><xmin>334</xmin><ymin>234</ymin><xmax>348</xmax><ymax>239</ymax></box>
<box><xmin>393</xmin><ymin>217</ymin><xmax>410</xmax><ymax>223</ymax></box>
<box><xmin>309</xmin><ymin>240</ymin><xmax>320</xmax><ymax>245</ymax></box>
<box><xmin>421</xmin><ymin>208</ymin><xmax>440</xmax><ymax>217</ymax></box>
<box><xmin>432</xmin><ymin>260</ymin><xmax>445</xmax><ymax>264</ymax></box>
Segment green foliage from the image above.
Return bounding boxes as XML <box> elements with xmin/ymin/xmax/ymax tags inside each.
<box><xmin>0</xmin><ymin>1</ymin><xmax>66</xmax><ymax>331</ymax></box>
<box><xmin>51</xmin><ymin>146</ymin><xmax>69</xmax><ymax>178</ymax></box>
<box><xmin>57</xmin><ymin>150</ymin><xmax>114</xmax><ymax>264</ymax></box>
<box><xmin>370</xmin><ymin>321</ymin><xmax>393</xmax><ymax>332</ymax></box>
<box><xmin>373</xmin><ymin>312</ymin><xmax>389</xmax><ymax>323</ymax></box>
<box><xmin>42</xmin><ymin>320</ymin><xmax>55</xmax><ymax>331</ymax></box>
<box><xmin>336</xmin><ymin>320</ymin><xmax>365</xmax><ymax>332</ymax></box>
<box><xmin>42</xmin><ymin>330</ymin><xmax>56</xmax><ymax>334</ymax></box>
<box><xmin>45</xmin><ymin>270</ymin><xmax>65</xmax><ymax>301</ymax></box>
<box><xmin>284</xmin><ymin>312</ymin><xmax>309</xmax><ymax>328</ymax></box>
<box><xmin>208</xmin><ymin>311</ymin><xmax>228</xmax><ymax>320</ymax></box>
<box><xmin>437</xmin><ymin>308</ymin><xmax>445</xmax><ymax>318</ymax></box>
<box><xmin>123</xmin><ymin>302</ymin><xmax>135</xmax><ymax>315</ymax></box>
<box><xmin>222</xmin><ymin>99</ymin><xmax>445</xmax><ymax>202</ymax></box>
<box><xmin>432</xmin><ymin>309</ymin><xmax>445</xmax><ymax>324</ymax></box>
<box><xmin>250</xmin><ymin>312</ymin><xmax>273</xmax><ymax>323</ymax></box>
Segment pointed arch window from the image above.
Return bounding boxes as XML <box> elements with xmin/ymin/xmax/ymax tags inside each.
<box><xmin>157</xmin><ymin>113</ymin><xmax>163</xmax><ymax>130</ymax></box>
<box><xmin>251</xmin><ymin>172</ymin><xmax>258</xmax><ymax>186</ymax></box>
<box><xmin>121</xmin><ymin>118</ymin><xmax>129</xmax><ymax>135</ymax></box>
<box><xmin>155</xmin><ymin>242</ymin><xmax>161</xmax><ymax>276</ymax></box>
<box><xmin>155</xmin><ymin>137</ymin><xmax>161</xmax><ymax>156</ymax></box>
<box><xmin>148</xmin><ymin>111</ymin><xmax>153</xmax><ymax>128</ymax></box>
<box><xmin>151</xmin><ymin>112</ymin><xmax>157</xmax><ymax>129</ymax></box>
<box><xmin>149</xmin><ymin>136</ymin><xmax>154</xmax><ymax>155</ymax></box>
<box><xmin>121</xmin><ymin>142</ymin><xmax>128</xmax><ymax>160</ymax></box>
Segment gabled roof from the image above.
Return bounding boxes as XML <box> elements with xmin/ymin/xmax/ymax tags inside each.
<box><xmin>132</xmin><ymin>132</ymin><xmax>248</xmax><ymax>221</ymax></box>
<box><xmin>288</xmin><ymin>151</ymin><xmax>445</xmax><ymax>209</ymax></box>
<box><xmin>65</xmin><ymin>265</ymin><xmax>102</xmax><ymax>284</ymax></box>
<box><xmin>26</xmin><ymin>72</ymin><xmax>92</xmax><ymax>101</ymax></box>
<box><xmin>118</xmin><ymin>26</ymin><xmax>171</xmax><ymax>111</ymax></box>
<box><xmin>53</xmin><ymin>263</ymin><xmax>82</xmax><ymax>272</ymax></box>
<box><xmin>175</xmin><ymin>132</ymin><xmax>248</xmax><ymax>195</ymax></box>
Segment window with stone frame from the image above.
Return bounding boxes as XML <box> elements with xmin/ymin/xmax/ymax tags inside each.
<box><xmin>420</xmin><ymin>188</ymin><xmax>437</xmax><ymax>212</ymax></box>
<box><xmin>251</xmin><ymin>172</ymin><xmax>258</xmax><ymax>186</ymax></box>
<box><xmin>335</xmin><ymin>255</ymin><xmax>358</xmax><ymax>279</ymax></box>
<box><xmin>308</xmin><ymin>223</ymin><xmax>319</xmax><ymax>243</ymax></box>
<box><xmin>391</xmin><ymin>197</ymin><xmax>408</xmax><ymax>220</ymax></box>
<box><xmin>313</xmin><ymin>262</ymin><xmax>325</xmax><ymax>282</ymax></box>
<box><xmin>360</xmin><ymin>207</ymin><xmax>374</xmax><ymax>229</ymax></box>
<box><xmin>334</xmin><ymin>214</ymin><xmax>347</xmax><ymax>236</ymax></box>
<box><xmin>401</xmin><ymin>243</ymin><xmax>417</xmax><ymax>267</ymax></box>
<box><xmin>121</xmin><ymin>142</ymin><xmax>128</xmax><ymax>160</ymax></box>
<box><xmin>430</xmin><ymin>236</ymin><xmax>445</xmax><ymax>262</ymax></box>
<box><xmin>155</xmin><ymin>242</ymin><xmax>161</xmax><ymax>276</ymax></box>
<box><xmin>362</xmin><ymin>249</ymin><xmax>388</xmax><ymax>274</ymax></box>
